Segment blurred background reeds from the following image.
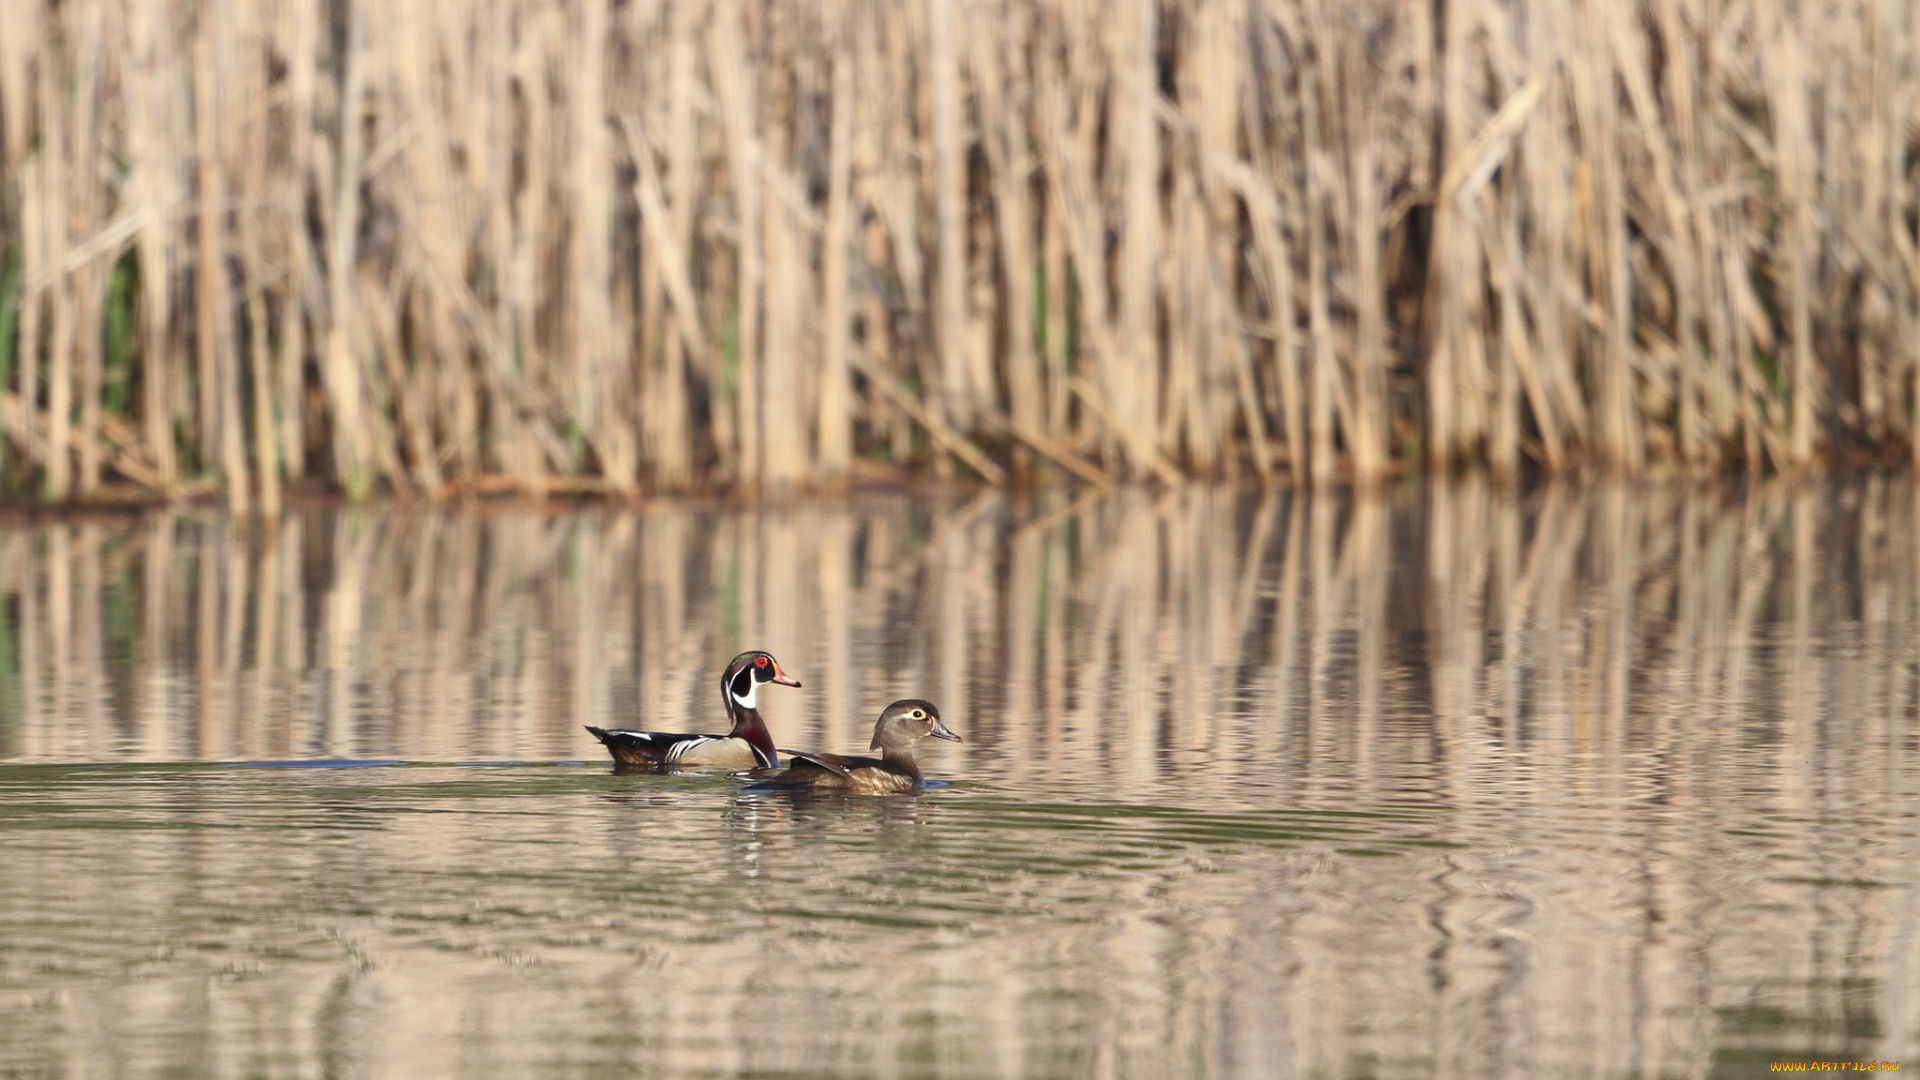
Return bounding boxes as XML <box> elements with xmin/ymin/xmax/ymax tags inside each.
<box><xmin>0</xmin><ymin>0</ymin><xmax>1916</xmax><ymax>503</ymax></box>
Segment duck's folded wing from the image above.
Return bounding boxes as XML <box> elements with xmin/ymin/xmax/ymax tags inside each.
<box><xmin>587</xmin><ymin>726</ymin><xmax>725</xmax><ymax>763</ymax></box>
<box><xmin>773</xmin><ymin>750</ymin><xmax>874</xmax><ymax>778</ymax></box>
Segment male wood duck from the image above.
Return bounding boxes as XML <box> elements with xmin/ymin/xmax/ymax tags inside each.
<box><xmin>585</xmin><ymin>651</ymin><xmax>801</xmax><ymax>769</ymax></box>
<box><xmin>756</xmin><ymin>699</ymin><xmax>960</xmax><ymax>794</ymax></box>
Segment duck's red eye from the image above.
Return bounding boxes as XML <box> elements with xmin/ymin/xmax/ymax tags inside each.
<box><xmin>755</xmin><ymin>657</ymin><xmax>767</xmax><ymax>667</ymax></box>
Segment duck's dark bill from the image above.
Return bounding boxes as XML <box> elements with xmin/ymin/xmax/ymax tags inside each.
<box><xmin>930</xmin><ymin>719</ymin><xmax>962</xmax><ymax>742</ymax></box>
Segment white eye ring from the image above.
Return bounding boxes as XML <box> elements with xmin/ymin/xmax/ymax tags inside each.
<box><xmin>911</xmin><ymin>709</ymin><xmax>925</xmax><ymax>719</ymax></box>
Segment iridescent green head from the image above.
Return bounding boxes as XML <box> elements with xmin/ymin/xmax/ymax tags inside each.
<box><xmin>722</xmin><ymin>651</ymin><xmax>801</xmax><ymax>709</ymax></box>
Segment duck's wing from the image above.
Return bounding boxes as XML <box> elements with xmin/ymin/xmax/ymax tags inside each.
<box><xmin>586</xmin><ymin>726</ymin><xmax>744</xmax><ymax>767</ymax></box>
<box><xmin>773</xmin><ymin>750</ymin><xmax>883</xmax><ymax>778</ymax></box>
<box><xmin>750</xmin><ymin>750</ymin><xmax>893</xmax><ymax>789</ymax></box>
<box><xmin>587</xmin><ymin>725</ymin><xmax>672</xmax><ymax>765</ymax></box>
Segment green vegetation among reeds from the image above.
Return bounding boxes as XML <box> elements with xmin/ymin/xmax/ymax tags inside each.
<box><xmin>0</xmin><ymin>0</ymin><xmax>1916</xmax><ymax>505</ymax></box>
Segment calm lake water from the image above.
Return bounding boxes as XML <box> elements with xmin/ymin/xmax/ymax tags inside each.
<box><xmin>1</xmin><ymin>481</ymin><xmax>1916</xmax><ymax>1079</ymax></box>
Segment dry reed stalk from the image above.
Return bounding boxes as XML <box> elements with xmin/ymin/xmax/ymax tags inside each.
<box><xmin>1035</xmin><ymin>28</ymin><xmax>1170</xmax><ymax>481</ymax></box>
<box><xmin>1652</xmin><ymin>0</ymin><xmax>1706</xmax><ymax>467</ymax></box>
<box><xmin>74</xmin><ymin>262</ymin><xmax>103</xmax><ymax>498</ymax></box>
<box><xmin>1243</xmin><ymin>14</ymin><xmax>1303</xmax><ymax>479</ymax></box>
<box><xmin>1449</xmin><ymin>76</ymin><xmax>1551</xmax><ymax>471</ymax></box>
<box><xmin>619</xmin><ymin>118</ymin><xmax>706</xmax><ymax>375</ymax></box>
<box><xmin>568</xmin><ymin>0</ymin><xmax>629</xmax><ymax>490</ymax></box>
<box><xmin>323</xmin><ymin>0</ymin><xmax>371</xmax><ymax>495</ymax></box>
<box><xmin>928</xmin><ymin>0</ymin><xmax>972</xmax><ymax>429</ymax></box>
<box><xmin>277</xmin><ymin>0</ymin><xmax>314</xmax><ymax>483</ymax></box>
<box><xmin>1523</xmin><ymin>36</ymin><xmax>1588</xmax><ymax>453</ymax></box>
<box><xmin>1578</xmin><ymin>0</ymin><xmax>1639</xmax><ymax>468</ymax></box>
<box><xmin>1768</xmin><ymin>11</ymin><xmax>1818</xmax><ymax>468</ymax></box>
<box><xmin>40</xmin><ymin>40</ymin><xmax>71</xmax><ymax>500</ymax></box>
<box><xmin>971</xmin><ymin>11</ymin><xmax>1043</xmax><ymax>478</ymax></box>
<box><xmin>710</xmin><ymin>3</ymin><xmax>763</xmax><ymax>486</ymax></box>
<box><xmin>1229</xmin><ymin>148</ymin><xmax>1304</xmax><ymax>476</ymax></box>
<box><xmin>1162</xmin><ymin>167</ymin><xmax>1202</xmax><ymax>469</ymax></box>
<box><xmin>1866</xmin><ymin>5</ymin><xmax>1912</xmax><ymax>449</ymax></box>
<box><xmin>859</xmin><ymin>229</ymin><xmax>908</xmax><ymax>466</ymax></box>
<box><xmin>1486</xmin><ymin>184</ymin><xmax>1519</xmax><ymax>479</ymax></box>
<box><xmin>1116</xmin><ymin>0</ymin><xmax>1160</xmax><ymax>473</ymax></box>
<box><xmin>1185</xmin><ymin>0</ymin><xmax>1269</xmax><ymax>479</ymax></box>
<box><xmin>14</xmin><ymin>154</ymin><xmax>43</xmax><ymax>473</ymax></box>
<box><xmin>816</xmin><ymin>10</ymin><xmax>856</xmax><ymax>482</ymax></box>
<box><xmin>445</xmin><ymin>5</ymin><xmax>487</xmax><ymax>485</ymax></box>
<box><xmin>1301</xmin><ymin>64</ymin><xmax>1338</xmax><ymax>486</ymax></box>
<box><xmin>0</xmin><ymin>5</ymin><xmax>30</xmax><ymax>175</ymax></box>
<box><xmin>758</xmin><ymin>22</ymin><xmax>809</xmax><ymax>490</ymax></box>
<box><xmin>1894</xmin><ymin>3</ymin><xmax>1920</xmax><ymax>470</ymax></box>
<box><xmin>213</xmin><ymin>1</ymin><xmax>252</xmax><ymax>515</ymax></box>
<box><xmin>1720</xmin><ymin>203</ymin><xmax>1762</xmax><ymax>471</ymax></box>
<box><xmin>191</xmin><ymin>11</ymin><xmax>223</xmax><ymax>479</ymax></box>
<box><xmin>862</xmin><ymin>4</ymin><xmax>921</xmax><ymax>467</ymax></box>
<box><xmin>388</xmin><ymin>0</ymin><xmax>437</xmax><ymax>483</ymax></box>
<box><xmin>1056</xmin><ymin>4</ymin><xmax>1109</xmax><ymax>446</ymax></box>
<box><xmin>1424</xmin><ymin>0</ymin><xmax>1469</xmax><ymax>468</ymax></box>
<box><xmin>500</xmin><ymin>6</ymin><xmax>554</xmax><ymax>490</ymax></box>
<box><xmin>127</xmin><ymin>0</ymin><xmax>180</xmax><ymax>486</ymax></box>
<box><xmin>841</xmin><ymin>11</ymin><xmax>892</xmax><ymax>461</ymax></box>
<box><xmin>1039</xmin><ymin>175</ymin><xmax>1070</xmax><ymax>442</ymax></box>
<box><xmin>362</xmin><ymin>276</ymin><xmax>436</xmax><ymax>495</ymax></box>
<box><xmin>631</xmin><ymin>98</ymin><xmax>667</xmax><ymax>498</ymax></box>
<box><xmin>71</xmin><ymin>0</ymin><xmax>109</xmax><ymax>498</ymax></box>
<box><xmin>653</xmin><ymin>1</ymin><xmax>701</xmax><ymax>489</ymax></box>
<box><xmin>1342</xmin><ymin>33</ymin><xmax>1388</xmax><ymax>483</ymax></box>
<box><xmin>760</xmin><ymin>161</ymin><xmax>808</xmax><ymax>489</ymax></box>
<box><xmin>351</xmin><ymin>288</ymin><xmax>408</xmax><ymax>491</ymax></box>
<box><xmin>475</xmin><ymin>0</ymin><xmax>521</xmax><ymax>487</ymax></box>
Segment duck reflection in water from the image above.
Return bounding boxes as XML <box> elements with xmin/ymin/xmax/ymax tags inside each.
<box><xmin>722</xmin><ymin>786</ymin><xmax>942</xmax><ymax>838</ymax></box>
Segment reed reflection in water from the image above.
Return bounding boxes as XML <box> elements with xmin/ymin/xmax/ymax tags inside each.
<box><xmin>1</xmin><ymin>481</ymin><xmax>1918</xmax><ymax>1079</ymax></box>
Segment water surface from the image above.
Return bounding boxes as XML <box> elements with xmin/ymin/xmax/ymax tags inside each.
<box><xmin>2</xmin><ymin>482</ymin><xmax>1916</xmax><ymax>1078</ymax></box>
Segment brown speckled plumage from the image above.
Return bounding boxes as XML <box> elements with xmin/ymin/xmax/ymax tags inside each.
<box><xmin>763</xmin><ymin>699</ymin><xmax>960</xmax><ymax>793</ymax></box>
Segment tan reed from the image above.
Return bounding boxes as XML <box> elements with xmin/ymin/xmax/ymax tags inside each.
<box><xmin>0</xmin><ymin>0</ymin><xmax>1913</xmax><ymax>505</ymax></box>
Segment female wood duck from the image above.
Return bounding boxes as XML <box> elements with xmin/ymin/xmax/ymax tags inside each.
<box><xmin>585</xmin><ymin>651</ymin><xmax>801</xmax><ymax>769</ymax></box>
<box><xmin>757</xmin><ymin>699</ymin><xmax>960</xmax><ymax>794</ymax></box>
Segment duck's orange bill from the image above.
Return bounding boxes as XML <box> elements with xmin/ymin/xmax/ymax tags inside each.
<box><xmin>771</xmin><ymin>666</ymin><xmax>802</xmax><ymax>688</ymax></box>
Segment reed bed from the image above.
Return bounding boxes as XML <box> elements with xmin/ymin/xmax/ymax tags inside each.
<box><xmin>0</xmin><ymin>0</ymin><xmax>1915</xmax><ymax>501</ymax></box>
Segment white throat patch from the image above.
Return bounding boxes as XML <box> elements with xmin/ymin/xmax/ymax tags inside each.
<box><xmin>729</xmin><ymin>670</ymin><xmax>758</xmax><ymax>710</ymax></box>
